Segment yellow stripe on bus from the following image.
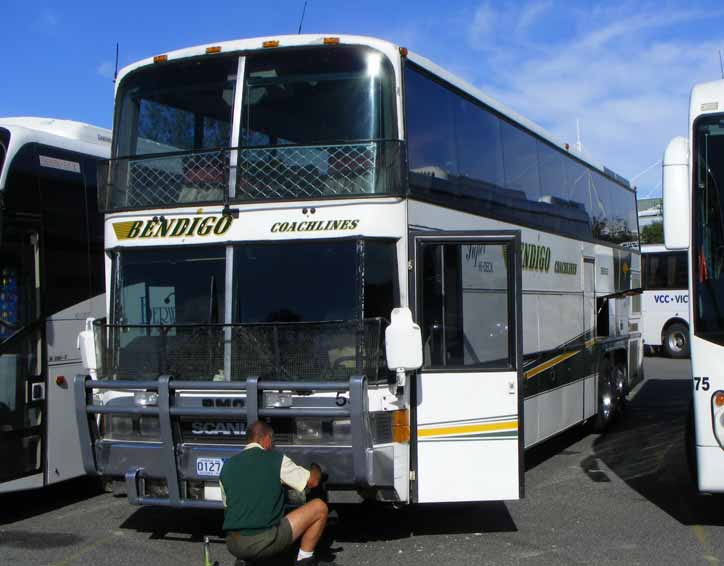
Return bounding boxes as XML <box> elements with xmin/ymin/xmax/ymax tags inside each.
<box><xmin>525</xmin><ymin>350</ymin><xmax>579</xmax><ymax>380</ymax></box>
<box><xmin>418</xmin><ymin>420</ymin><xmax>518</xmax><ymax>438</ymax></box>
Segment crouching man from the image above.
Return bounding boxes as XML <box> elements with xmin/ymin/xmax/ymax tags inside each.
<box><xmin>220</xmin><ymin>420</ymin><xmax>328</xmax><ymax>565</ymax></box>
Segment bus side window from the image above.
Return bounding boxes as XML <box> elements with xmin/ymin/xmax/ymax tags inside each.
<box><xmin>420</xmin><ymin>242</ymin><xmax>512</xmax><ymax>370</ymax></box>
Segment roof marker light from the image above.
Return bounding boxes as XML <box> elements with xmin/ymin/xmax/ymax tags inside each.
<box><xmin>153</xmin><ymin>54</ymin><xmax>168</xmax><ymax>64</ymax></box>
<box><xmin>399</xmin><ymin>47</ymin><xmax>408</xmax><ymax>58</ymax></box>
<box><xmin>323</xmin><ymin>37</ymin><xmax>340</xmax><ymax>45</ymax></box>
<box><xmin>263</xmin><ymin>40</ymin><xmax>280</xmax><ymax>48</ymax></box>
<box><xmin>206</xmin><ymin>46</ymin><xmax>222</xmax><ymax>54</ymax></box>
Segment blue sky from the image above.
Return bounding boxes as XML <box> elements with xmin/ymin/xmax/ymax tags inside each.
<box><xmin>2</xmin><ymin>0</ymin><xmax>723</xmax><ymax>198</ymax></box>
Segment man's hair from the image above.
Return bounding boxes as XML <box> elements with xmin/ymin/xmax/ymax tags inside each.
<box><xmin>246</xmin><ymin>420</ymin><xmax>273</xmax><ymax>444</ymax></box>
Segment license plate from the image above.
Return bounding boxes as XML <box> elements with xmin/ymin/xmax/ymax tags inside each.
<box><xmin>196</xmin><ymin>457</ymin><xmax>225</xmax><ymax>477</ymax></box>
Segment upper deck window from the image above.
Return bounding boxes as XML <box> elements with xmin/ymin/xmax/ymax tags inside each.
<box><xmin>404</xmin><ymin>64</ymin><xmax>639</xmax><ymax>248</ymax></box>
<box><xmin>242</xmin><ymin>46</ymin><xmax>396</xmax><ymax>146</ymax></box>
<box><xmin>104</xmin><ymin>46</ymin><xmax>401</xmax><ymax>210</ymax></box>
<box><xmin>115</xmin><ymin>56</ymin><xmax>237</xmax><ymax>158</ymax></box>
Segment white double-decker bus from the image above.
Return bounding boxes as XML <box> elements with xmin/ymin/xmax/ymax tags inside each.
<box><xmin>663</xmin><ymin>79</ymin><xmax>724</xmax><ymax>493</ymax></box>
<box><xmin>640</xmin><ymin>244</ymin><xmax>690</xmax><ymax>357</ymax></box>
<box><xmin>75</xmin><ymin>35</ymin><xmax>642</xmax><ymax>508</ymax></box>
<box><xmin>0</xmin><ymin>117</ymin><xmax>109</xmax><ymax>493</ymax></box>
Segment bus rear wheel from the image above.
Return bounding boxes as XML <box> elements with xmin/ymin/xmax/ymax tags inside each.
<box><xmin>663</xmin><ymin>323</ymin><xmax>689</xmax><ymax>358</ymax></box>
<box><xmin>593</xmin><ymin>359</ymin><xmax>615</xmax><ymax>433</ymax></box>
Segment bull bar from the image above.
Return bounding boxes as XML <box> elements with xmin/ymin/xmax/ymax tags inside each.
<box><xmin>74</xmin><ymin>374</ymin><xmax>376</xmax><ymax>509</ymax></box>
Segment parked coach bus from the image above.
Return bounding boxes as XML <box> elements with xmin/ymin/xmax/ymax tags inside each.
<box><xmin>75</xmin><ymin>35</ymin><xmax>643</xmax><ymax>508</ymax></box>
<box><xmin>663</xmin><ymin>79</ymin><xmax>724</xmax><ymax>493</ymax></box>
<box><xmin>0</xmin><ymin>117</ymin><xmax>109</xmax><ymax>493</ymax></box>
<box><xmin>641</xmin><ymin>244</ymin><xmax>690</xmax><ymax>358</ymax></box>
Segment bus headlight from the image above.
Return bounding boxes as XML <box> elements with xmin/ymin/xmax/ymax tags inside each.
<box><xmin>134</xmin><ymin>391</ymin><xmax>159</xmax><ymax>407</ymax></box>
<box><xmin>103</xmin><ymin>415</ymin><xmax>161</xmax><ymax>441</ymax></box>
<box><xmin>107</xmin><ymin>415</ymin><xmax>134</xmax><ymax>440</ymax></box>
<box><xmin>139</xmin><ymin>416</ymin><xmax>161</xmax><ymax>438</ymax></box>
<box><xmin>263</xmin><ymin>391</ymin><xmax>292</xmax><ymax>408</ymax></box>
<box><xmin>295</xmin><ymin>418</ymin><xmax>322</xmax><ymax>442</ymax></box>
<box><xmin>713</xmin><ymin>391</ymin><xmax>724</xmax><ymax>448</ymax></box>
<box><xmin>332</xmin><ymin>419</ymin><xmax>352</xmax><ymax>443</ymax></box>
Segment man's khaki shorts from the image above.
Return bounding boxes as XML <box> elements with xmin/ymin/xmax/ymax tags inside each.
<box><xmin>226</xmin><ymin>517</ymin><xmax>293</xmax><ymax>561</ymax></box>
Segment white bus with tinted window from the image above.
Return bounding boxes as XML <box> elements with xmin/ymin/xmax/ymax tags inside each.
<box><xmin>641</xmin><ymin>244</ymin><xmax>690</xmax><ymax>358</ymax></box>
<box><xmin>0</xmin><ymin>118</ymin><xmax>109</xmax><ymax>493</ymax></box>
<box><xmin>663</xmin><ymin>79</ymin><xmax>724</xmax><ymax>493</ymax></box>
<box><xmin>75</xmin><ymin>35</ymin><xmax>643</xmax><ymax>508</ymax></box>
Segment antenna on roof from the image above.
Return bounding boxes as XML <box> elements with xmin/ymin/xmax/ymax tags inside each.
<box><xmin>113</xmin><ymin>43</ymin><xmax>119</xmax><ymax>84</ymax></box>
<box><xmin>719</xmin><ymin>49</ymin><xmax>724</xmax><ymax>79</ymax></box>
<box><xmin>298</xmin><ymin>0</ymin><xmax>308</xmax><ymax>34</ymax></box>
<box><xmin>575</xmin><ymin>118</ymin><xmax>582</xmax><ymax>153</ymax></box>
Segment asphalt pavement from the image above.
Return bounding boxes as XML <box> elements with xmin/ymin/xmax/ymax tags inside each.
<box><xmin>1</xmin><ymin>356</ymin><xmax>722</xmax><ymax>566</ymax></box>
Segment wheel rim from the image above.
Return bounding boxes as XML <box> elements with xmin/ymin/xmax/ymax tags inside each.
<box><xmin>667</xmin><ymin>330</ymin><xmax>686</xmax><ymax>353</ymax></box>
<box><xmin>599</xmin><ymin>379</ymin><xmax>613</xmax><ymax>425</ymax></box>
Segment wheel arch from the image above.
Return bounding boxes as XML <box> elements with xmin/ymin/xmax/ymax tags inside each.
<box><xmin>661</xmin><ymin>317</ymin><xmax>688</xmax><ymax>341</ymax></box>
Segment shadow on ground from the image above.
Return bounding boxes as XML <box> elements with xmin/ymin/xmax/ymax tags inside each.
<box><xmin>121</xmin><ymin>495</ymin><xmax>516</xmax><ymax>564</ymax></box>
<box><xmin>0</xmin><ymin>476</ymin><xmax>103</xmax><ymax>526</ymax></box>
<box><xmin>592</xmin><ymin>377</ymin><xmax>724</xmax><ymax>526</ymax></box>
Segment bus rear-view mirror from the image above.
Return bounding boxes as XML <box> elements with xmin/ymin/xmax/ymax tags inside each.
<box><xmin>663</xmin><ymin>136</ymin><xmax>690</xmax><ymax>250</ymax></box>
<box><xmin>385</xmin><ymin>307</ymin><xmax>423</xmax><ymax>374</ymax></box>
<box><xmin>77</xmin><ymin>317</ymin><xmax>98</xmax><ymax>372</ymax></box>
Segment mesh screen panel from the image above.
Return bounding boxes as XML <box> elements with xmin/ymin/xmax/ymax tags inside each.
<box><xmin>97</xmin><ymin>142</ymin><xmax>402</xmax><ymax>212</ymax></box>
<box><xmin>96</xmin><ymin>319</ymin><xmax>387</xmax><ymax>382</ymax></box>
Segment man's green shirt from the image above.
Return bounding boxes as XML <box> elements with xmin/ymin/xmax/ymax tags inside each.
<box><xmin>220</xmin><ymin>446</ymin><xmax>285</xmax><ymax>534</ymax></box>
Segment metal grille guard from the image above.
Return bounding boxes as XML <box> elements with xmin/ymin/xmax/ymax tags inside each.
<box><xmin>74</xmin><ymin>375</ymin><xmax>372</xmax><ymax>509</ymax></box>
<box><xmin>97</xmin><ymin>140</ymin><xmax>403</xmax><ymax>212</ymax></box>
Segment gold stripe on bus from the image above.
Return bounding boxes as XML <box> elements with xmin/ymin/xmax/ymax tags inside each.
<box><xmin>418</xmin><ymin>420</ymin><xmax>518</xmax><ymax>438</ymax></box>
<box><xmin>585</xmin><ymin>338</ymin><xmax>597</xmax><ymax>349</ymax></box>
<box><xmin>112</xmin><ymin>221</ymin><xmax>137</xmax><ymax>240</ymax></box>
<box><xmin>525</xmin><ymin>350</ymin><xmax>579</xmax><ymax>380</ymax></box>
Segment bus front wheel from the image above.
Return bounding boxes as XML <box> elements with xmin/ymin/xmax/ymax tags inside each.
<box><xmin>663</xmin><ymin>323</ymin><xmax>689</xmax><ymax>359</ymax></box>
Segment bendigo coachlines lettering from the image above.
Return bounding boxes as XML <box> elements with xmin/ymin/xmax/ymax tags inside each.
<box><xmin>521</xmin><ymin>243</ymin><xmax>551</xmax><ymax>272</ymax></box>
<box><xmin>113</xmin><ymin>214</ymin><xmax>234</xmax><ymax>240</ymax></box>
<box><xmin>270</xmin><ymin>219</ymin><xmax>360</xmax><ymax>233</ymax></box>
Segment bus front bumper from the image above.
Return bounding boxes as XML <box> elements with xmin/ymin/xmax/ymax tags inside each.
<box><xmin>75</xmin><ymin>375</ymin><xmax>401</xmax><ymax>507</ymax></box>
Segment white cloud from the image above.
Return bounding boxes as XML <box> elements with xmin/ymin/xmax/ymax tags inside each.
<box><xmin>457</xmin><ymin>1</ymin><xmax>724</xmax><ymax>196</ymax></box>
<box><xmin>97</xmin><ymin>61</ymin><xmax>115</xmax><ymax>80</ymax></box>
<box><xmin>39</xmin><ymin>9</ymin><xmax>58</xmax><ymax>27</ymax></box>
<box><xmin>468</xmin><ymin>3</ymin><xmax>496</xmax><ymax>49</ymax></box>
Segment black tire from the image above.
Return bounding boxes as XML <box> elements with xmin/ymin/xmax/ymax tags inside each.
<box><xmin>663</xmin><ymin>322</ymin><xmax>690</xmax><ymax>359</ymax></box>
<box><xmin>593</xmin><ymin>358</ymin><xmax>614</xmax><ymax>433</ymax></box>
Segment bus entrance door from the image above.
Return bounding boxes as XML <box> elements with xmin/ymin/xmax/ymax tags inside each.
<box><xmin>412</xmin><ymin>232</ymin><xmax>523</xmax><ymax>502</ymax></box>
<box><xmin>0</xmin><ymin>222</ymin><xmax>44</xmax><ymax>492</ymax></box>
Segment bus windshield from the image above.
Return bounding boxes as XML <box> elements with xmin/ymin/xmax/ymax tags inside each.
<box><xmin>241</xmin><ymin>45</ymin><xmax>396</xmax><ymax>146</ymax></box>
<box><xmin>114</xmin><ymin>46</ymin><xmax>396</xmax><ymax>157</ymax></box>
<box><xmin>108</xmin><ymin>46</ymin><xmax>399</xmax><ymax>209</ymax></box>
<box><xmin>108</xmin><ymin>240</ymin><xmax>397</xmax><ymax>381</ymax></box>
<box><xmin>693</xmin><ymin>114</ymin><xmax>724</xmax><ymax>345</ymax></box>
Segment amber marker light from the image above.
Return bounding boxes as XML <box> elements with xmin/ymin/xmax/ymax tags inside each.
<box><xmin>391</xmin><ymin>409</ymin><xmax>411</xmax><ymax>443</ymax></box>
<box><xmin>206</xmin><ymin>46</ymin><xmax>222</xmax><ymax>54</ymax></box>
<box><xmin>714</xmin><ymin>391</ymin><xmax>724</xmax><ymax>408</ymax></box>
<box><xmin>153</xmin><ymin>54</ymin><xmax>168</xmax><ymax>63</ymax></box>
<box><xmin>263</xmin><ymin>40</ymin><xmax>280</xmax><ymax>48</ymax></box>
<box><xmin>323</xmin><ymin>37</ymin><xmax>340</xmax><ymax>45</ymax></box>
<box><xmin>399</xmin><ymin>47</ymin><xmax>408</xmax><ymax>58</ymax></box>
